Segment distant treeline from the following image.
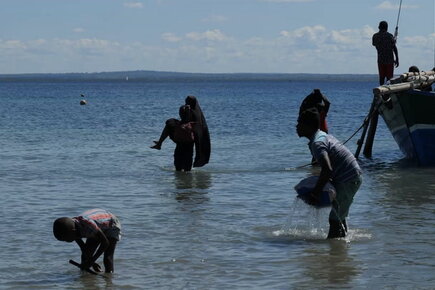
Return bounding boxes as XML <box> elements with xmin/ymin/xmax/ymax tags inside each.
<box><xmin>0</xmin><ymin>70</ymin><xmax>378</xmax><ymax>82</ymax></box>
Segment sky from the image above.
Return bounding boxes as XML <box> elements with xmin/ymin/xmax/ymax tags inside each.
<box><xmin>1</xmin><ymin>0</ymin><xmax>434</xmax><ymax>74</ymax></box>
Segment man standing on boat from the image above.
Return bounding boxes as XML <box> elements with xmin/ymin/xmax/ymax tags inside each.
<box><xmin>372</xmin><ymin>21</ymin><xmax>399</xmax><ymax>85</ymax></box>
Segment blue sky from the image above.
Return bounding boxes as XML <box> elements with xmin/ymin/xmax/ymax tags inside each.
<box><xmin>1</xmin><ymin>0</ymin><xmax>434</xmax><ymax>74</ymax></box>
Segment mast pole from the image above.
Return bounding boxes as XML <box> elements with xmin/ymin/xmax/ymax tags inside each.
<box><xmin>394</xmin><ymin>0</ymin><xmax>403</xmax><ymax>41</ymax></box>
<box><xmin>363</xmin><ymin>0</ymin><xmax>403</xmax><ymax>158</ymax></box>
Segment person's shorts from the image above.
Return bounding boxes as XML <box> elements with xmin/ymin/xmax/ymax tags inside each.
<box><xmin>378</xmin><ymin>63</ymin><xmax>394</xmax><ymax>80</ymax></box>
<box><xmin>104</xmin><ymin>216</ymin><xmax>122</xmax><ymax>241</ymax></box>
<box><xmin>330</xmin><ymin>175</ymin><xmax>362</xmax><ymax>221</ymax></box>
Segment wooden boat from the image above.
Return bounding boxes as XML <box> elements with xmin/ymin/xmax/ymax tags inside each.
<box><xmin>371</xmin><ymin>71</ymin><xmax>435</xmax><ymax>165</ymax></box>
<box><xmin>354</xmin><ymin>2</ymin><xmax>435</xmax><ymax>165</ymax></box>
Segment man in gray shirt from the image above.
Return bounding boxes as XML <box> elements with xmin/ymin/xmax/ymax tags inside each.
<box><xmin>296</xmin><ymin>108</ymin><xmax>362</xmax><ymax>238</ymax></box>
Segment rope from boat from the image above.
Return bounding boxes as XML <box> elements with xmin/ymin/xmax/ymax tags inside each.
<box><xmin>294</xmin><ymin>98</ymin><xmax>381</xmax><ymax>168</ymax></box>
<box><xmin>342</xmin><ymin>100</ymin><xmax>381</xmax><ymax>146</ymax></box>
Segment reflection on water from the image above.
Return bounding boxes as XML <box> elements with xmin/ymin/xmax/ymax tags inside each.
<box><xmin>364</xmin><ymin>161</ymin><xmax>435</xmax><ymax>225</ymax></box>
<box><xmin>10</xmin><ymin>271</ymin><xmax>115</xmax><ymax>290</ymax></box>
<box><xmin>354</xmin><ymin>160</ymin><xmax>435</xmax><ymax>288</ymax></box>
<box><xmin>76</xmin><ymin>272</ymin><xmax>113</xmax><ymax>290</ymax></box>
<box><xmin>173</xmin><ymin>170</ymin><xmax>212</xmax><ymax>203</ymax></box>
<box><xmin>374</xmin><ymin>166</ymin><xmax>435</xmax><ymax>206</ymax></box>
<box><xmin>297</xmin><ymin>240</ymin><xmax>361</xmax><ymax>286</ymax></box>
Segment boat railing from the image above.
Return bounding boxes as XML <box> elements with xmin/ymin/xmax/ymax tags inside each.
<box><xmin>356</xmin><ymin>70</ymin><xmax>435</xmax><ymax>159</ymax></box>
<box><xmin>374</xmin><ymin>71</ymin><xmax>435</xmax><ymax>96</ymax></box>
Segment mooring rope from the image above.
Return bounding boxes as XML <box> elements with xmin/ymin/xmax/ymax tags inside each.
<box><xmin>294</xmin><ymin>101</ymin><xmax>377</xmax><ymax>169</ymax></box>
<box><xmin>294</xmin><ymin>100</ymin><xmax>379</xmax><ymax>169</ymax></box>
<box><xmin>343</xmin><ymin>97</ymin><xmax>383</xmax><ymax>147</ymax></box>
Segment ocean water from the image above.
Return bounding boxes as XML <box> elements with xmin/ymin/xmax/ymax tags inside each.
<box><xmin>0</xmin><ymin>76</ymin><xmax>434</xmax><ymax>289</ymax></box>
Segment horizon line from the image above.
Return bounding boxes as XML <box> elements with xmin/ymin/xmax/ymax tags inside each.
<box><xmin>0</xmin><ymin>69</ymin><xmax>379</xmax><ymax>77</ymax></box>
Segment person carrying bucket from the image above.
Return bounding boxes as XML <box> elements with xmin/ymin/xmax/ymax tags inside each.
<box><xmin>296</xmin><ymin>108</ymin><xmax>362</xmax><ymax>238</ymax></box>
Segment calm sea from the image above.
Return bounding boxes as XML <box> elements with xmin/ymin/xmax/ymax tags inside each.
<box><xmin>0</xmin><ymin>75</ymin><xmax>434</xmax><ymax>289</ymax></box>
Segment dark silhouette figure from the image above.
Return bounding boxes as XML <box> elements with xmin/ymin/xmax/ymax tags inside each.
<box><xmin>408</xmin><ymin>65</ymin><xmax>419</xmax><ymax>73</ymax></box>
<box><xmin>151</xmin><ymin>105</ymin><xmax>197</xmax><ymax>171</ymax></box>
<box><xmin>372</xmin><ymin>21</ymin><xmax>399</xmax><ymax>85</ymax></box>
<box><xmin>185</xmin><ymin>96</ymin><xmax>211</xmax><ymax>167</ymax></box>
<box><xmin>299</xmin><ymin>89</ymin><xmax>330</xmax><ymax>133</ymax></box>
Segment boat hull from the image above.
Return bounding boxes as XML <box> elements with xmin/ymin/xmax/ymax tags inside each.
<box><xmin>378</xmin><ymin>89</ymin><xmax>435</xmax><ymax>165</ymax></box>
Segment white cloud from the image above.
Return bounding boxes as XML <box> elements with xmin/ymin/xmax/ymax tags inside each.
<box><xmin>155</xmin><ymin>25</ymin><xmax>378</xmax><ymax>73</ymax></box>
<box><xmin>376</xmin><ymin>1</ymin><xmax>418</xmax><ymax>10</ymax></box>
<box><xmin>0</xmin><ymin>40</ymin><xmax>26</xmax><ymax>50</ymax></box>
<box><xmin>162</xmin><ymin>30</ymin><xmax>229</xmax><ymax>44</ymax></box>
<box><xmin>329</xmin><ymin>26</ymin><xmax>374</xmax><ymax>45</ymax></box>
<box><xmin>282</xmin><ymin>25</ymin><xmax>326</xmax><ymax>40</ymax></box>
<box><xmin>161</xmin><ymin>32</ymin><xmax>182</xmax><ymax>43</ymax></box>
<box><xmin>279</xmin><ymin>25</ymin><xmax>327</xmax><ymax>49</ymax></box>
<box><xmin>123</xmin><ymin>2</ymin><xmax>143</xmax><ymax>8</ymax></box>
<box><xmin>401</xmin><ymin>35</ymin><xmax>432</xmax><ymax>47</ymax></box>
<box><xmin>55</xmin><ymin>38</ymin><xmax>118</xmax><ymax>50</ymax></box>
<box><xmin>185</xmin><ymin>29</ymin><xmax>228</xmax><ymax>42</ymax></box>
<box><xmin>1</xmin><ymin>25</ymin><xmax>433</xmax><ymax>74</ymax></box>
<box><xmin>73</xmin><ymin>28</ymin><xmax>85</xmax><ymax>33</ymax></box>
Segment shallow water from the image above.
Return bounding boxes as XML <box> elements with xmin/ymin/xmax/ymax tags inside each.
<box><xmin>0</xmin><ymin>77</ymin><xmax>434</xmax><ymax>289</ymax></box>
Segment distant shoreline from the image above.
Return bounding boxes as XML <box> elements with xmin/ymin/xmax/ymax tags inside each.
<box><xmin>0</xmin><ymin>70</ymin><xmax>378</xmax><ymax>82</ymax></box>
